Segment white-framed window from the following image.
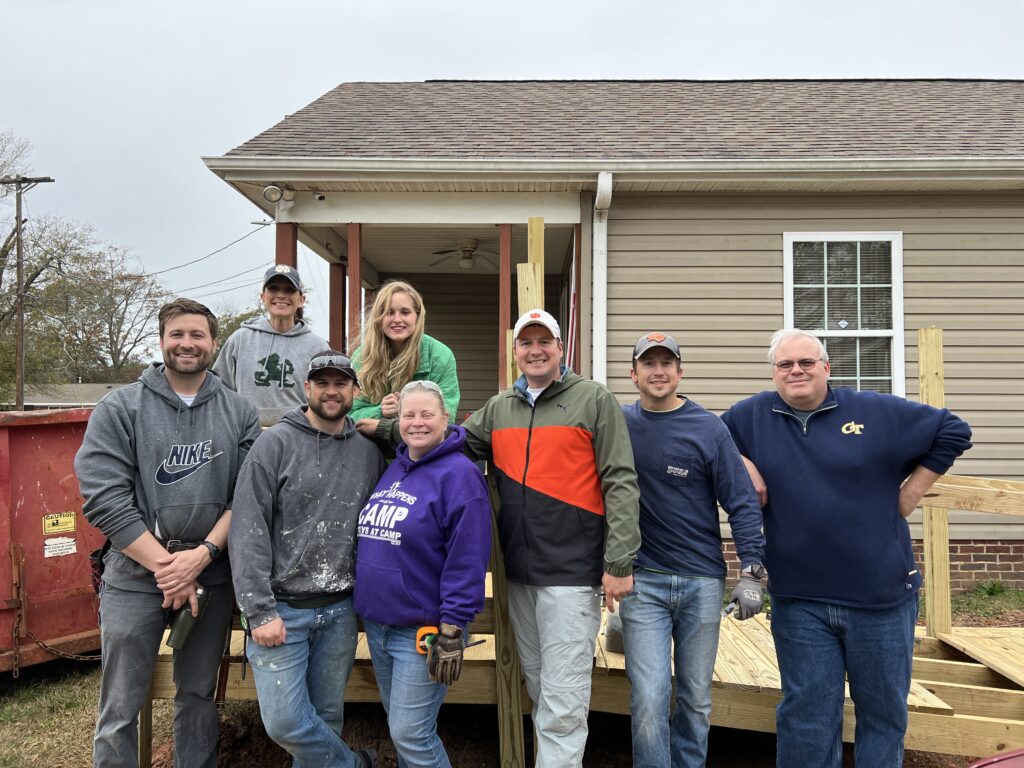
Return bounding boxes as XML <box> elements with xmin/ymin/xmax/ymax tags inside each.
<box><xmin>783</xmin><ymin>232</ymin><xmax>905</xmax><ymax>396</ymax></box>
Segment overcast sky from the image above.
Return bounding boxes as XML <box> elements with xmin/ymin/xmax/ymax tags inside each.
<box><xmin>3</xmin><ymin>0</ymin><xmax>1022</xmax><ymax>339</ymax></box>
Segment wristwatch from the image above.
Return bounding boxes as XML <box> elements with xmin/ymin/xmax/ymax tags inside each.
<box><xmin>201</xmin><ymin>540</ymin><xmax>221</xmax><ymax>561</ymax></box>
<box><xmin>742</xmin><ymin>563</ymin><xmax>765</xmax><ymax>580</ymax></box>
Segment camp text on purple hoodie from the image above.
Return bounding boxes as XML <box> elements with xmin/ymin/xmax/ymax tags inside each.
<box><xmin>354</xmin><ymin>425</ymin><xmax>491</xmax><ymax>630</ymax></box>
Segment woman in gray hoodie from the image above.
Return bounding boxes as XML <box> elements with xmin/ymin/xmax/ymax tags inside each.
<box><xmin>213</xmin><ymin>264</ymin><xmax>328</xmax><ymax>426</ymax></box>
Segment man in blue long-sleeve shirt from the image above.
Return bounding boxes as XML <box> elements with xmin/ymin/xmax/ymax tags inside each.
<box><xmin>722</xmin><ymin>328</ymin><xmax>972</xmax><ymax>768</ymax></box>
<box><xmin>620</xmin><ymin>332</ymin><xmax>766</xmax><ymax>768</ymax></box>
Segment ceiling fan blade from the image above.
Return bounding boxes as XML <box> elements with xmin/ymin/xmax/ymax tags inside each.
<box><xmin>428</xmin><ymin>253</ymin><xmax>457</xmax><ymax>268</ymax></box>
<box><xmin>477</xmin><ymin>254</ymin><xmax>499</xmax><ymax>271</ymax></box>
<box><xmin>431</xmin><ymin>248</ymin><xmax>459</xmax><ymax>256</ymax></box>
<box><xmin>476</xmin><ymin>249</ymin><xmax>499</xmax><ymax>258</ymax></box>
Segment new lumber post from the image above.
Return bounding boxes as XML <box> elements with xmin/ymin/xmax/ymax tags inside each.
<box><xmin>918</xmin><ymin>327</ymin><xmax>952</xmax><ymax>637</ymax></box>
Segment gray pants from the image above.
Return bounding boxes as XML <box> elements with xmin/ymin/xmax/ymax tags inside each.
<box><xmin>94</xmin><ymin>582</ymin><xmax>233</xmax><ymax>768</ymax></box>
<box><xmin>507</xmin><ymin>583</ymin><xmax>602</xmax><ymax>768</ymax></box>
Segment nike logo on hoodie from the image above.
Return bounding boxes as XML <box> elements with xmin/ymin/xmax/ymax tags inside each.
<box><xmin>155</xmin><ymin>440</ymin><xmax>223</xmax><ymax>486</ymax></box>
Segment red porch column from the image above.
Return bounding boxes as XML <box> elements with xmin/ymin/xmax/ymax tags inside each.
<box><xmin>329</xmin><ymin>262</ymin><xmax>346</xmax><ymax>352</ymax></box>
<box><xmin>498</xmin><ymin>223</ymin><xmax>512</xmax><ymax>390</ymax></box>
<box><xmin>275</xmin><ymin>223</ymin><xmax>298</xmax><ymax>268</ymax></box>
<box><xmin>347</xmin><ymin>223</ymin><xmax>362</xmax><ymax>346</ymax></box>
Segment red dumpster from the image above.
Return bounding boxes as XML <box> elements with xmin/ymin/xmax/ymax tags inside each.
<box><xmin>0</xmin><ymin>408</ymin><xmax>105</xmax><ymax>674</ymax></box>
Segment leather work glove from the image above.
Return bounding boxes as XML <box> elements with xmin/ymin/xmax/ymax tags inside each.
<box><xmin>727</xmin><ymin>564</ymin><xmax>765</xmax><ymax>620</ymax></box>
<box><xmin>427</xmin><ymin>623</ymin><xmax>464</xmax><ymax>685</ymax></box>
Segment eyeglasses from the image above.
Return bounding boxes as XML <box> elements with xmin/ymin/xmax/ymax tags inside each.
<box><xmin>309</xmin><ymin>354</ymin><xmax>353</xmax><ymax>371</ymax></box>
<box><xmin>774</xmin><ymin>357</ymin><xmax>823</xmax><ymax>373</ymax></box>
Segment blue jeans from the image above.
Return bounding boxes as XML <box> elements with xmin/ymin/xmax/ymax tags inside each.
<box><xmin>771</xmin><ymin>595</ymin><xmax>918</xmax><ymax>768</ymax></box>
<box><xmin>620</xmin><ymin>568</ymin><xmax>724</xmax><ymax>768</ymax></box>
<box><xmin>363</xmin><ymin>621</ymin><xmax>450</xmax><ymax>768</ymax></box>
<box><xmin>247</xmin><ymin>599</ymin><xmax>361</xmax><ymax>768</ymax></box>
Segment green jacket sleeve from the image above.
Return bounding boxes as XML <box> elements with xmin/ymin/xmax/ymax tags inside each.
<box><xmin>592</xmin><ymin>386</ymin><xmax>641</xmax><ymax>577</ymax></box>
<box><xmin>426</xmin><ymin>341</ymin><xmax>460</xmax><ymax>424</ymax></box>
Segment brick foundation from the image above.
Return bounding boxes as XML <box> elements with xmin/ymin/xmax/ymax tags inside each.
<box><xmin>722</xmin><ymin>539</ymin><xmax>1024</xmax><ymax>594</ymax></box>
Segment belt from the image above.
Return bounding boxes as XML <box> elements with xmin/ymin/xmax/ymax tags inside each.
<box><xmin>160</xmin><ymin>539</ymin><xmax>204</xmax><ymax>553</ymax></box>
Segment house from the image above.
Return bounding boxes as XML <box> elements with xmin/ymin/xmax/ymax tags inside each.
<box><xmin>204</xmin><ymin>79</ymin><xmax>1024</xmax><ymax>589</ymax></box>
<box><xmin>22</xmin><ymin>383</ymin><xmax>128</xmax><ymax>410</ymax></box>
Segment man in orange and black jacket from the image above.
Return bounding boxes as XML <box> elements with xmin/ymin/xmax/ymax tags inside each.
<box><xmin>463</xmin><ymin>308</ymin><xmax>640</xmax><ymax>768</ymax></box>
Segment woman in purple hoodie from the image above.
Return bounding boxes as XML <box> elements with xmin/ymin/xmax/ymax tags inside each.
<box><xmin>355</xmin><ymin>380</ymin><xmax>491</xmax><ymax>768</ymax></box>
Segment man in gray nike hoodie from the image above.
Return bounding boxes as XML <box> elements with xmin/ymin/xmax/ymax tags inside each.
<box><xmin>213</xmin><ymin>265</ymin><xmax>328</xmax><ymax>427</ymax></box>
<box><xmin>75</xmin><ymin>298</ymin><xmax>260</xmax><ymax>768</ymax></box>
<box><xmin>230</xmin><ymin>350</ymin><xmax>385</xmax><ymax>768</ymax></box>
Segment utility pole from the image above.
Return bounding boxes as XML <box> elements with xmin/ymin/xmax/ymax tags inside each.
<box><xmin>1</xmin><ymin>175</ymin><xmax>55</xmax><ymax>409</ymax></box>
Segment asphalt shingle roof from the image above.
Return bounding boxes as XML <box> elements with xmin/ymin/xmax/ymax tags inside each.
<box><xmin>227</xmin><ymin>80</ymin><xmax>1024</xmax><ymax>161</ymax></box>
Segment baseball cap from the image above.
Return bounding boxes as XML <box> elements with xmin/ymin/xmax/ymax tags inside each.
<box><xmin>307</xmin><ymin>350</ymin><xmax>358</xmax><ymax>385</ymax></box>
<box><xmin>513</xmin><ymin>309</ymin><xmax>561</xmax><ymax>340</ymax></box>
<box><xmin>632</xmin><ymin>332</ymin><xmax>681</xmax><ymax>362</ymax></box>
<box><xmin>263</xmin><ymin>264</ymin><xmax>303</xmax><ymax>292</ymax></box>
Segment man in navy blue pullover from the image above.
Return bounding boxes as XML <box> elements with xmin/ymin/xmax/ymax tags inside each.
<box><xmin>620</xmin><ymin>332</ymin><xmax>766</xmax><ymax>768</ymax></box>
<box><xmin>722</xmin><ymin>328</ymin><xmax>972</xmax><ymax>768</ymax></box>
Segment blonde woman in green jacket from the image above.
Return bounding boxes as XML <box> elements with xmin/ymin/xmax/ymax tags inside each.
<box><xmin>352</xmin><ymin>280</ymin><xmax>460</xmax><ymax>443</ymax></box>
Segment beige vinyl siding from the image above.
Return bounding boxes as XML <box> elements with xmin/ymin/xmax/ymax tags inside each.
<box><xmin>605</xmin><ymin>192</ymin><xmax>1024</xmax><ymax>540</ymax></box>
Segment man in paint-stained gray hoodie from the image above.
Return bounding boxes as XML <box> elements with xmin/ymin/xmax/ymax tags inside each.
<box><xmin>75</xmin><ymin>298</ymin><xmax>260</xmax><ymax>768</ymax></box>
<box><xmin>213</xmin><ymin>265</ymin><xmax>328</xmax><ymax>427</ymax></box>
<box><xmin>229</xmin><ymin>350</ymin><xmax>385</xmax><ymax>768</ymax></box>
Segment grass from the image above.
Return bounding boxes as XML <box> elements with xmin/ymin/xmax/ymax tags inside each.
<box><xmin>952</xmin><ymin>584</ymin><xmax>1024</xmax><ymax>621</ymax></box>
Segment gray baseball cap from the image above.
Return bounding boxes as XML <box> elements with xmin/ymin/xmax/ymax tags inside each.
<box><xmin>632</xmin><ymin>332</ymin><xmax>681</xmax><ymax>362</ymax></box>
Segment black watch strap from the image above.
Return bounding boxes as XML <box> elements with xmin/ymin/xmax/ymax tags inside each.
<box><xmin>202</xmin><ymin>540</ymin><xmax>221</xmax><ymax>561</ymax></box>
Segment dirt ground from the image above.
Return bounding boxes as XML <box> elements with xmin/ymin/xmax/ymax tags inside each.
<box><xmin>150</xmin><ymin>702</ymin><xmax>978</xmax><ymax>768</ymax></box>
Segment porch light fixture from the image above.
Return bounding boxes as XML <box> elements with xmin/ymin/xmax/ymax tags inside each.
<box><xmin>262</xmin><ymin>184</ymin><xmax>291</xmax><ymax>204</ymax></box>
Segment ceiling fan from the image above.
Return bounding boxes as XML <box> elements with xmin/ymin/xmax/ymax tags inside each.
<box><xmin>428</xmin><ymin>238</ymin><xmax>498</xmax><ymax>271</ymax></box>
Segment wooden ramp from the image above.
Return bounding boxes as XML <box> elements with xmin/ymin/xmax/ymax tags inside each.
<box><xmin>938</xmin><ymin>628</ymin><xmax>1024</xmax><ymax>689</ymax></box>
<box><xmin>593</xmin><ymin>616</ymin><xmax>1024</xmax><ymax>759</ymax></box>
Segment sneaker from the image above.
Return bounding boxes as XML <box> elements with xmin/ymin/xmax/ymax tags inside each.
<box><xmin>355</xmin><ymin>748</ymin><xmax>377</xmax><ymax>768</ymax></box>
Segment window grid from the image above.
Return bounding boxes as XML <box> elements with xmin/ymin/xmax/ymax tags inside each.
<box><xmin>784</xmin><ymin>232</ymin><xmax>904</xmax><ymax>397</ymax></box>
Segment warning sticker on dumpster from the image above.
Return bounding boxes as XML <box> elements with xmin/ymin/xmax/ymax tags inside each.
<box><xmin>43</xmin><ymin>511</ymin><xmax>77</xmax><ymax>535</ymax></box>
<box><xmin>44</xmin><ymin>537</ymin><xmax>77</xmax><ymax>558</ymax></box>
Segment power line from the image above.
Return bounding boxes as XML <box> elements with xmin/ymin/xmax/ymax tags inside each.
<box><xmin>149</xmin><ymin>225</ymin><xmax>269</xmax><ymax>276</ymax></box>
<box><xmin>172</xmin><ymin>261</ymin><xmax>273</xmax><ymax>293</ymax></box>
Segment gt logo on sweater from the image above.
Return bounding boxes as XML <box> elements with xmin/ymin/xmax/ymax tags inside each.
<box><xmin>841</xmin><ymin>420</ymin><xmax>865</xmax><ymax>435</ymax></box>
<box><xmin>154</xmin><ymin>440</ymin><xmax>223</xmax><ymax>485</ymax></box>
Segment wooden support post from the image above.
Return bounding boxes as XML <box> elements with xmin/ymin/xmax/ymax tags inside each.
<box><xmin>487</xmin><ymin>477</ymin><xmax>526</xmax><ymax>768</ymax></box>
<box><xmin>329</xmin><ymin>262</ymin><xmax>346</xmax><ymax>351</ymax></box>
<box><xmin>516</xmin><ymin>264</ymin><xmax>543</xmax><ymax>316</ymax></box>
<box><xmin>499</xmin><ymin>224</ymin><xmax>512</xmax><ymax>390</ymax></box>
<box><xmin>275</xmin><ymin>222</ymin><xmax>298</xmax><ymax>268</ymax></box>
<box><xmin>572</xmin><ymin>223</ymin><xmax>582</xmax><ymax>374</ymax></box>
<box><xmin>527</xmin><ymin>216</ymin><xmax>544</xmax><ymax>308</ymax></box>
<box><xmin>919</xmin><ymin>326</ymin><xmax>952</xmax><ymax>637</ymax></box>
<box><xmin>347</xmin><ymin>224</ymin><xmax>362</xmax><ymax>346</ymax></box>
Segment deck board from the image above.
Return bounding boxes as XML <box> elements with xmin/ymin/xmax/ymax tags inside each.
<box><xmin>939</xmin><ymin>628</ymin><xmax>1024</xmax><ymax>688</ymax></box>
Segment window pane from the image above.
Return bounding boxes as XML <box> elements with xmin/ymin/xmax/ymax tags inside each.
<box><xmin>825</xmin><ymin>337</ymin><xmax>856</xmax><ymax>378</ymax></box>
<box><xmin>826</xmin><ymin>241</ymin><xmax>857</xmax><ymax>284</ymax></box>
<box><xmin>860</xmin><ymin>241</ymin><xmax>891</xmax><ymax>284</ymax></box>
<box><xmin>860</xmin><ymin>337</ymin><xmax>892</xmax><ymax>377</ymax></box>
<box><xmin>827</xmin><ymin>287</ymin><xmax>858</xmax><ymax>330</ymax></box>
<box><xmin>794</xmin><ymin>287</ymin><xmax>824</xmax><ymax>328</ymax></box>
<box><xmin>793</xmin><ymin>242</ymin><xmax>824</xmax><ymax>284</ymax></box>
<box><xmin>859</xmin><ymin>379</ymin><xmax>892</xmax><ymax>394</ymax></box>
<box><xmin>860</xmin><ymin>287</ymin><xmax>892</xmax><ymax>329</ymax></box>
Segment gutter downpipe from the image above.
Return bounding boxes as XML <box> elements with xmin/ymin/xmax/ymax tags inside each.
<box><xmin>592</xmin><ymin>171</ymin><xmax>613</xmax><ymax>384</ymax></box>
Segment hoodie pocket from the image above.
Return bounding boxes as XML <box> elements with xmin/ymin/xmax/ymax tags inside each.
<box><xmin>155</xmin><ymin>503</ymin><xmax>224</xmax><ymax>542</ymax></box>
<box><xmin>355</xmin><ymin>559</ymin><xmax>425</xmax><ymax>626</ymax></box>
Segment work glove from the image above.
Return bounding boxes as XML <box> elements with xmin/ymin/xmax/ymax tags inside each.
<box><xmin>727</xmin><ymin>564</ymin><xmax>765</xmax><ymax>620</ymax></box>
<box><xmin>427</xmin><ymin>623</ymin><xmax>464</xmax><ymax>685</ymax></box>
